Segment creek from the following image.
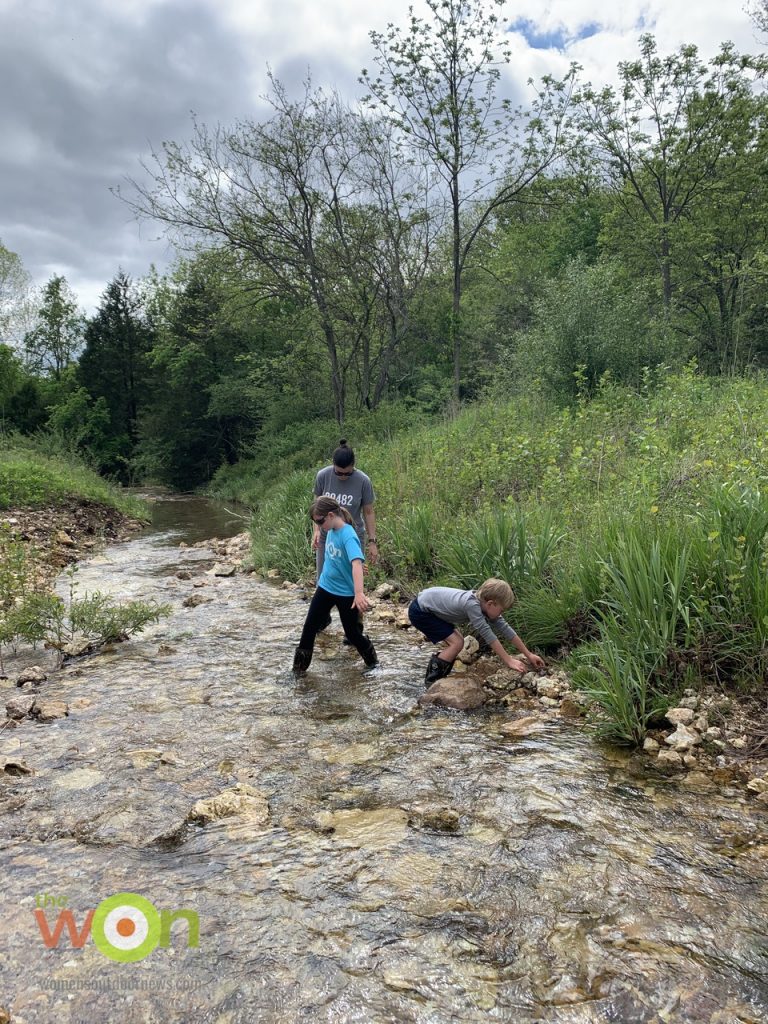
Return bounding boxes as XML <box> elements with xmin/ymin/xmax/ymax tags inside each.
<box><xmin>1</xmin><ymin>493</ymin><xmax>767</xmax><ymax>1024</ymax></box>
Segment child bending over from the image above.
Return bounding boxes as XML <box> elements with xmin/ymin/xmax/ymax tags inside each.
<box><xmin>408</xmin><ymin>578</ymin><xmax>544</xmax><ymax>686</ymax></box>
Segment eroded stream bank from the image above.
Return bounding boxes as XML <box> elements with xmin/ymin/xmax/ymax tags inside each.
<box><xmin>1</xmin><ymin>495</ymin><xmax>767</xmax><ymax>1024</ymax></box>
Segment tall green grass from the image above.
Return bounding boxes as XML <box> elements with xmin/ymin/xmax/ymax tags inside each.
<box><xmin>0</xmin><ymin>441</ymin><xmax>147</xmax><ymax>518</ymax></box>
<box><xmin>222</xmin><ymin>368</ymin><xmax>768</xmax><ymax>743</ymax></box>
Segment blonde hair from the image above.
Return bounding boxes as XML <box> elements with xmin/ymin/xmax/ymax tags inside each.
<box><xmin>309</xmin><ymin>496</ymin><xmax>354</xmax><ymax>526</ymax></box>
<box><xmin>477</xmin><ymin>578</ymin><xmax>515</xmax><ymax>609</ymax></box>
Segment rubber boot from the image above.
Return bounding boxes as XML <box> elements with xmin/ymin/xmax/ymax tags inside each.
<box><xmin>292</xmin><ymin>646</ymin><xmax>313</xmax><ymax>674</ymax></box>
<box><xmin>359</xmin><ymin>635</ymin><xmax>378</xmax><ymax>669</ymax></box>
<box><xmin>424</xmin><ymin>653</ymin><xmax>454</xmax><ymax>687</ymax></box>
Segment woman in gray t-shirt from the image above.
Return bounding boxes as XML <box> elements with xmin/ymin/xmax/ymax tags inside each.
<box><xmin>312</xmin><ymin>440</ymin><xmax>378</xmax><ymax>575</ymax></box>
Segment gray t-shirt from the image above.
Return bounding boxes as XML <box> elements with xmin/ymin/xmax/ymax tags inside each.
<box><xmin>417</xmin><ymin>586</ymin><xmax>517</xmax><ymax>648</ymax></box>
<box><xmin>314</xmin><ymin>466</ymin><xmax>375</xmax><ymax>544</ymax></box>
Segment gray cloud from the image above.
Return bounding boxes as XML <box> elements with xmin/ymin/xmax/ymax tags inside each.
<box><xmin>0</xmin><ymin>0</ymin><xmax>257</xmax><ymax>310</ymax></box>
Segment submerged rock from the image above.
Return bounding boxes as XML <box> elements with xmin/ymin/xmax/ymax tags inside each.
<box><xmin>498</xmin><ymin>715</ymin><xmax>542</xmax><ymax>739</ymax></box>
<box><xmin>187</xmin><ymin>783</ymin><xmax>270</xmax><ymax>826</ymax></box>
<box><xmin>31</xmin><ymin>699</ymin><xmax>69</xmax><ymax>722</ymax></box>
<box><xmin>407</xmin><ymin>804</ymin><xmax>461</xmax><ymax>833</ymax></box>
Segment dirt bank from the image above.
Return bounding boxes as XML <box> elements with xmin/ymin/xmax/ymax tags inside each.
<box><xmin>1</xmin><ymin>498</ymin><xmax>145</xmax><ymax>585</ymax></box>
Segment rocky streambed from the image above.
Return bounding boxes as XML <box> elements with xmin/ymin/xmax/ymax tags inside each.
<box><xmin>1</xmin><ymin>496</ymin><xmax>767</xmax><ymax>1023</ymax></box>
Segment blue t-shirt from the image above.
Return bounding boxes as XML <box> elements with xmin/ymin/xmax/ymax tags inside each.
<box><xmin>318</xmin><ymin>523</ymin><xmax>365</xmax><ymax>597</ymax></box>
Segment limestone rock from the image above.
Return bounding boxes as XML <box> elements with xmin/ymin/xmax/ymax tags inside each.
<box><xmin>187</xmin><ymin>783</ymin><xmax>269</xmax><ymax>826</ymax></box>
<box><xmin>373</xmin><ymin>582</ymin><xmax>396</xmax><ymax>599</ymax></box>
<box><xmin>2</xmin><ymin>758</ymin><xmax>33</xmax><ymax>776</ymax></box>
<box><xmin>499</xmin><ymin>715</ymin><xmax>542</xmax><ymax>739</ymax></box>
<box><xmin>643</xmin><ymin>737</ymin><xmax>660</xmax><ymax>754</ymax></box>
<box><xmin>56</xmin><ymin>530</ymin><xmax>75</xmax><ymax>546</ymax></box>
<box><xmin>6</xmin><ymin>695</ymin><xmax>36</xmax><ymax>720</ymax></box>
<box><xmin>536</xmin><ymin>677</ymin><xmax>565</xmax><ymax>699</ymax></box>
<box><xmin>665</xmin><ymin>707</ymin><xmax>695</xmax><ymax>727</ymax></box>
<box><xmin>664</xmin><ymin>724</ymin><xmax>700</xmax><ymax>752</ymax></box>
<box><xmin>407</xmin><ymin>804</ymin><xmax>461</xmax><ymax>833</ymax></box>
<box><xmin>456</xmin><ymin>635</ymin><xmax>480</xmax><ymax>664</ymax></box>
<box><xmin>747</xmin><ymin>777</ymin><xmax>768</xmax><ymax>794</ymax></box>
<box><xmin>126</xmin><ymin>748</ymin><xmax>164</xmax><ymax>769</ymax></box>
<box><xmin>31</xmin><ymin>699</ymin><xmax>69</xmax><ymax>722</ymax></box>
<box><xmin>182</xmin><ymin>593</ymin><xmax>212</xmax><ymax>608</ymax></box>
<box><xmin>657</xmin><ymin>749</ymin><xmax>683</xmax><ymax>767</ymax></box>
<box><xmin>558</xmin><ymin>698</ymin><xmax>583</xmax><ymax>719</ymax></box>
<box><xmin>210</xmin><ymin>562</ymin><xmax>236</xmax><ymax>577</ymax></box>
<box><xmin>16</xmin><ymin>666</ymin><xmax>47</xmax><ymax>686</ymax></box>
<box><xmin>419</xmin><ymin>677</ymin><xmax>487</xmax><ymax>711</ymax></box>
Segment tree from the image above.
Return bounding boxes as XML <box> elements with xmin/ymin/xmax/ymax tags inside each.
<box><xmin>0</xmin><ymin>240</ymin><xmax>32</xmax><ymax>349</ymax></box>
<box><xmin>23</xmin><ymin>275</ymin><xmax>84</xmax><ymax>378</ymax></box>
<box><xmin>577</xmin><ymin>35</ymin><xmax>762</xmax><ymax>311</ymax></box>
<box><xmin>747</xmin><ymin>1</ymin><xmax>768</xmax><ymax>38</ymax></box>
<box><xmin>77</xmin><ymin>271</ymin><xmax>153</xmax><ymax>477</ymax></box>
<box><xmin>361</xmin><ymin>0</ymin><xmax>576</xmax><ymax>403</ymax></box>
<box><xmin>119</xmin><ymin>78</ymin><xmax>436</xmax><ymax>423</ymax></box>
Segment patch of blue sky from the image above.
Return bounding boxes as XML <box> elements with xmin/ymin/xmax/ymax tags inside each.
<box><xmin>510</xmin><ymin>17</ymin><xmax>602</xmax><ymax>50</ymax></box>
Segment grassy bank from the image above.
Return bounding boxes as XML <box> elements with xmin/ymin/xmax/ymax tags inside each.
<box><xmin>229</xmin><ymin>367</ymin><xmax>768</xmax><ymax>744</ymax></box>
<box><xmin>0</xmin><ymin>440</ymin><xmax>147</xmax><ymax>519</ymax></box>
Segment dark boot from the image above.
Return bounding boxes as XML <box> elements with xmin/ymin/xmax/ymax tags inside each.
<box><xmin>359</xmin><ymin>635</ymin><xmax>378</xmax><ymax>669</ymax></box>
<box><xmin>424</xmin><ymin>653</ymin><xmax>454</xmax><ymax>687</ymax></box>
<box><xmin>292</xmin><ymin>647</ymin><xmax>313</xmax><ymax>674</ymax></box>
<box><xmin>343</xmin><ymin>612</ymin><xmax>364</xmax><ymax>645</ymax></box>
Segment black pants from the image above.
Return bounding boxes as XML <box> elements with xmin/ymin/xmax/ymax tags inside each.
<box><xmin>300</xmin><ymin>586</ymin><xmax>370</xmax><ymax>658</ymax></box>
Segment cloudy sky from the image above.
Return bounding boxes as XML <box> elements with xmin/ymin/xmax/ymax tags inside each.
<box><xmin>1</xmin><ymin>0</ymin><xmax>762</xmax><ymax>313</ymax></box>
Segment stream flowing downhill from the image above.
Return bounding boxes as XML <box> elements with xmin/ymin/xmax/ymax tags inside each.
<box><xmin>1</xmin><ymin>495</ymin><xmax>768</xmax><ymax>1024</ymax></box>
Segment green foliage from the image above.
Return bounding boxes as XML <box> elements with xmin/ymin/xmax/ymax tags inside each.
<box><xmin>0</xmin><ymin>531</ymin><xmax>167</xmax><ymax>670</ymax></box>
<box><xmin>509</xmin><ymin>257</ymin><xmax>671</xmax><ymax>403</ymax></box>
<box><xmin>439</xmin><ymin>508</ymin><xmax>564</xmax><ymax>589</ymax></box>
<box><xmin>0</xmin><ymin>440</ymin><xmax>146</xmax><ymax>518</ymax></box>
<box><xmin>248</xmin><ymin>471</ymin><xmax>316</xmax><ymax>580</ymax></box>
<box><xmin>39</xmin><ymin>572</ymin><xmax>170</xmax><ymax>662</ymax></box>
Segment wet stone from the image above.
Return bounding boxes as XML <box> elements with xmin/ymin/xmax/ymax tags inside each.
<box><xmin>419</xmin><ymin>678</ymin><xmax>487</xmax><ymax>711</ymax></box>
<box><xmin>407</xmin><ymin>804</ymin><xmax>461</xmax><ymax>833</ymax></box>
<box><xmin>31</xmin><ymin>699</ymin><xmax>69</xmax><ymax>722</ymax></box>
<box><xmin>16</xmin><ymin>666</ymin><xmax>47</xmax><ymax>686</ymax></box>
<box><xmin>6</xmin><ymin>695</ymin><xmax>36</xmax><ymax>720</ymax></box>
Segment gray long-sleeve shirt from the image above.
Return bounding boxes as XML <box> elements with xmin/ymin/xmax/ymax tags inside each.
<box><xmin>416</xmin><ymin>587</ymin><xmax>517</xmax><ymax>648</ymax></box>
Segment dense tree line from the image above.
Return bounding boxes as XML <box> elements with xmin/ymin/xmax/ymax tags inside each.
<box><xmin>1</xmin><ymin>1</ymin><xmax>767</xmax><ymax>491</ymax></box>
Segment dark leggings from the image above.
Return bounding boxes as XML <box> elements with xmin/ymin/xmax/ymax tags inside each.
<box><xmin>300</xmin><ymin>586</ymin><xmax>369</xmax><ymax>657</ymax></box>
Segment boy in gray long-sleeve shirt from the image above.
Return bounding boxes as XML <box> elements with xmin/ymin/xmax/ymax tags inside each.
<box><xmin>408</xmin><ymin>578</ymin><xmax>545</xmax><ymax>686</ymax></box>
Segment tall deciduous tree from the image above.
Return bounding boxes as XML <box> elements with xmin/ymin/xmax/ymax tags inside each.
<box><xmin>577</xmin><ymin>35</ymin><xmax>762</xmax><ymax>312</ymax></box>
<box><xmin>23</xmin><ymin>274</ymin><xmax>84</xmax><ymax>378</ymax></box>
<box><xmin>361</xmin><ymin>0</ymin><xmax>576</xmax><ymax>403</ymax></box>
<box><xmin>119</xmin><ymin>78</ymin><xmax>435</xmax><ymax>424</ymax></box>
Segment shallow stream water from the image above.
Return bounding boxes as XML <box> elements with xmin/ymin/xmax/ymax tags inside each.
<box><xmin>1</xmin><ymin>495</ymin><xmax>767</xmax><ymax>1023</ymax></box>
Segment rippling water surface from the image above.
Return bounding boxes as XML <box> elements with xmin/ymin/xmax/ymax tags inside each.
<box><xmin>1</xmin><ymin>496</ymin><xmax>767</xmax><ymax>1023</ymax></box>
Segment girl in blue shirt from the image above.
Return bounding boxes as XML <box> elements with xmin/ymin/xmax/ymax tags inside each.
<box><xmin>293</xmin><ymin>497</ymin><xmax>378</xmax><ymax>674</ymax></box>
